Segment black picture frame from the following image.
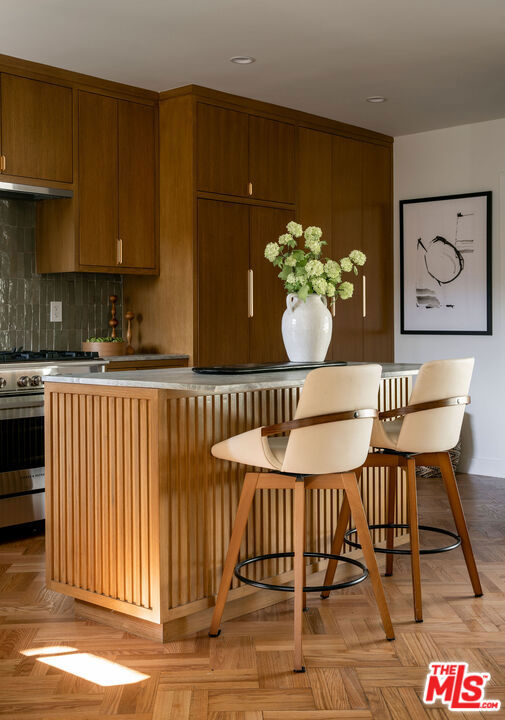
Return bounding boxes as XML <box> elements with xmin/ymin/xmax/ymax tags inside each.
<box><xmin>400</xmin><ymin>191</ymin><xmax>492</xmax><ymax>335</ymax></box>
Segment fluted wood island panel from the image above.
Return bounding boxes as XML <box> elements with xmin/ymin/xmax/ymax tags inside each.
<box><xmin>44</xmin><ymin>366</ymin><xmax>417</xmax><ymax>641</ymax></box>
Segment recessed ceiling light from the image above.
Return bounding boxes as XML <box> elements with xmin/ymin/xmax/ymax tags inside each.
<box><xmin>366</xmin><ymin>96</ymin><xmax>387</xmax><ymax>103</ymax></box>
<box><xmin>230</xmin><ymin>56</ymin><xmax>256</xmax><ymax>64</ymax></box>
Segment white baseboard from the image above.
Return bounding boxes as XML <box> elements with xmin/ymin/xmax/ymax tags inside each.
<box><xmin>462</xmin><ymin>456</ymin><xmax>505</xmax><ymax>479</ymax></box>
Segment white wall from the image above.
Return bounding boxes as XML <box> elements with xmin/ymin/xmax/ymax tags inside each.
<box><xmin>394</xmin><ymin>118</ymin><xmax>505</xmax><ymax>477</ymax></box>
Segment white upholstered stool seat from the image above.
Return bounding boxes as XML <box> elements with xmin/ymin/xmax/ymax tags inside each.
<box><xmin>323</xmin><ymin>357</ymin><xmax>483</xmax><ymax>623</ymax></box>
<box><xmin>208</xmin><ymin>364</ymin><xmax>395</xmax><ymax>673</ymax></box>
<box><xmin>212</xmin><ymin>428</ymin><xmax>288</xmax><ymax>470</ymax></box>
<box><xmin>370</xmin><ymin>418</ymin><xmax>402</xmax><ymax>450</ymax></box>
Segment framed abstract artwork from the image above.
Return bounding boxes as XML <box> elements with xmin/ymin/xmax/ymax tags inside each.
<box><xmin>400</xmin><ymin>191</ymin><xmax>492</xmax><ymax>335</ymax></box>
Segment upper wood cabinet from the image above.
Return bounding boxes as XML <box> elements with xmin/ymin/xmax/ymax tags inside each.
<box><xmin>196</xmin><ymin>102</ymin><xmax>295</xmax><ymax>204</ymax></box>
<box><xmin>197</xmin><ymin>103</ymin><xmax>249</xmax><ymax>197</ymax></box>
<box><xmin>118</xmin><ymin>100</ymin><xmax>156</xmax><ymax>270</ymax></box>
<box><xmin>37</xmin><ymin>91</ymin><xmax>157</xmax><ymax>274</ymax></box>
<box><xmin>78</xmin><ymin>92</ymin><xmax>118</xmax><ymax>268</ymax></box>
<box><xmin>0</xmin><ymin>73</ymin><xmax>73</xmax><ymax>183</ymax></box>
<box><xmin>249</xmin><ymin>116</ymin><xmax>295</xmax><ymax>203</ymax></box>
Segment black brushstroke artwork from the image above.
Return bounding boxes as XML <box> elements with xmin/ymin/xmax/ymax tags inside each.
<box><xmin>416</xmin><ymin>212</ymin><xmax>471</xmax><ymax>309</ymax></box>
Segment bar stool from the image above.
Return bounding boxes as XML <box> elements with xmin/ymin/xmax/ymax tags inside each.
<box><xmin>208</xmin><ymin>364</ymin><xmax>394</xmax><ymax>673</ymax></box>
<box><xmin>322</xmin><ymin>358</ymin><xmax>483</xmax><ymax>623</ymax></box>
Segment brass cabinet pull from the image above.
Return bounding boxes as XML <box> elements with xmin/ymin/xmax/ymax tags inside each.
<box><xmin>362</xmin><ymin>275</ymin><xmax>366</xmax><ymax>318</ymax></box>
<box><xmin>248</xmin><ymin>181</ymin><xmax>253</xmax><ymax>196</ymax></box>
<box><xmin>117</xmin><ymin>238</ymin><xmax>123</xmax><ymax>265</ymax></box>
<box><xmin>248</xmin><ymin>269</ymin><xmax>254</xmax><ymax>318</ymax></box>
<box><xmin>0</xmin><ymin>155</ymin><xmax>5</xmax><ymax>172</ymax></box>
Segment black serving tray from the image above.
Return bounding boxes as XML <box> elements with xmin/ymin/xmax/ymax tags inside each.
<box><xmin>192</xmin><ymin>361</ymin><xmax>346</xmax><ymax>375</ymax></box>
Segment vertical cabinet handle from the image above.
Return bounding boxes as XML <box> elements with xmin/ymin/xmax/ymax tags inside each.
<box><xmin>0</xmin><ymin>155</ymin><xmax>5</xmax><ymax>172</ymax></box>
<box><xmin>248</xmin><ymin>269</ymin><xmax>254</xmax><ymax>318</ymax></box>
<box><xmin>248</xmin><ymin>181</ymin><xmax>253</xmax><ymax>196</ymax></box>
<box><xmin>362</xmin><ymin>275</ymin><xmax>367</xmax><ymax>318</ymax></box>
<box><xmin>117</xmin><ymin>238</ymin><xmax>123</xmax><ymax>265</ymax></box>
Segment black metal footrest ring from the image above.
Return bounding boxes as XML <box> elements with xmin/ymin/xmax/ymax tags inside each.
<box><xmin>234</xmin><ymin>551</ymin><xmax>368</xmax><ymax>593</ymax></box>
<box><xmin>343</xmin><ymin>523</ymin><xmax>461</xmax><ymax>555</ymax></box>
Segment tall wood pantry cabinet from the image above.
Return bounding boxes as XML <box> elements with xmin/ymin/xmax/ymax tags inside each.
<box><xmin>124</xmin><ymin>85</ymin><xmax>394</xmax><ymax>364</ymax></box>
<box><xmin>298</xmin><ymin>127</ymin><xmax>393</xmax><ymax>362</ymax></box>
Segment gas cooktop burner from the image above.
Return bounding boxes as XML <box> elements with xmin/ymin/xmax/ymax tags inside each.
<box><xmin>0</xmin><ymin>349</ymin><xmax>99</xmax><ymax>364</ymax></box>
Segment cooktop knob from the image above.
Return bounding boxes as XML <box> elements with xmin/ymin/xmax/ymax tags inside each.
<box><xmin>17</xmin><ymin>375</ymin><xmax>30</xmax><ymax>387</ymax></box>
<box><xmin>0</xmin><ymin>377</ymin><xmax>6</xmax><ymax>388</ymax></box>
<box><xmin>30</xmin><ymin>375</ymin><xmax>43</xmax><ymax>387</ymax></box>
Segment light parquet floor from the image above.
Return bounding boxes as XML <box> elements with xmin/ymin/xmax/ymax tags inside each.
<box><xmin>0</xmin><ymin>474</ymin><xmax>504</xmax><ymax>719</ymax></box>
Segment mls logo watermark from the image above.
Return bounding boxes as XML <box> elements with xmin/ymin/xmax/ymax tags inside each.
<box><xmin>424</xmin><ymin>663</ymin><xmax>501</xmax><ymax>712</ymax></box>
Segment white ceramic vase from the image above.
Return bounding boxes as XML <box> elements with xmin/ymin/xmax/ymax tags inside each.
<box><xmin>281</xmin><ymin>293</ymin><xmax>333</xmax><ymax>362</ymax></box>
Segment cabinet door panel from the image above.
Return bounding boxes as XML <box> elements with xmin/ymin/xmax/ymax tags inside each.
<box><xmin>297</xmin><ymin>128</ymin><xmax>332</xmax><ymax>238</ymax></box>
<box><xmin>118</xmin><ymin>101</ymin><xmax>156</xmax><ymax>269</ymax></box>
<box><xmin>362</xmin><ymin>143</ymin><xmax>393</xmax><ymax>361</ymax></box>
<box><xmin>78</xmin><ymin>92</ymin><xmax>118</xmax><ymax>268</ymax></box>
<box><xmin>198</xmin><ymin>199</ymin><xmax>250</xmax><ymax>365</ymax></box>
<box><xmin>331</xmin><ymin>136</ymin><xmax>364</xmax><ymax>361</ymax></box>
<box><xmin>249</xmin><ymin>206</ymin><xmax>292</xmax><ymax>362</ymax></box>
<box><xmin>197</xmin><ymin>103</ymin><xmax>248</xmax><ymax>197</ymax></box>
<box><xmin>249</xmin><ymin>116</ymin><xmax>295</xmax><ymax>203</ymax></box>
<box><xmin>1</xmin><ymin>74</ymin><xmax>72</xmax><ymax>183</ymax></box>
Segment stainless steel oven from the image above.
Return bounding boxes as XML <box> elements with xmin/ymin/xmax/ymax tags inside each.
<box><xmin>0</xmin><ymin>353</ymin><xmax>107</xmax><ymax>529</ymax></box>
<box><xmin>0</xmin><ymin>394</ymin><xmax>45</xmax><ymax>528</ymax></box>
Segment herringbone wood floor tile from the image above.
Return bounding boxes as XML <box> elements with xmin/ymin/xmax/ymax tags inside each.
<box><xmin>0</xmin><ymin>474</ymin><xmax>503</xmax><ymax>718</ymax></box>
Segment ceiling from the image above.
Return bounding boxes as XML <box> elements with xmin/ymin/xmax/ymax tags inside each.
<box><xmin>2</xmin><ymin>0</ymin><xmax>505</xmax><ymax>136</ymax></box>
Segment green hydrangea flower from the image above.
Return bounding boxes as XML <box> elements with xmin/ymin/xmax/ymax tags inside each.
<box><xmin>284</xmin><ymin>254</ymin><xmax>297</xmax><ymax>267</ymax></box>
<box><xmin>304</xmin><ymin>226</ymin><xmax>323</xmax><ymax>242</ymax></box>
<box><xmin>286</xmin><ymin>221</ymin><xmax>303</xmax><ymax>238</ymax></box>
<box><xmin>326</xmin><ymin>282</ymin><xmax>336</xmax><ymax>297</ymax></box>
<box><xmin>340</xmin><ymin>257</ymin><xmax>353</xmax><ymax>272</ymax></box>
<box><xmin>305</xmin><ymin>259</ymin><xmax>324</xmax><ymax>277</ymax></box>
<box><xmin>264</xmin><ymin>242</ymin><xmax>280</xmax><ymax>262</ymax></box>
<box><xmin>305</xmin><ymin>237</ymin><xmax>322</xmax><ymax>254</ymax></box>
<box><xmin>339</xmin><ymin>281</ymin><xmax>354</xmax><ymax>299</ymax></box>
<box><xmin>311</xmin><ymin>276</ymin><xmax>327</xmax><ymax>295</ymax></box>
<box><xmin>286</xmin><ymin>273</ymin><xmax>297</xmax><ymax>285</ymax></box>
<box><xmin>278</xmin><ymin>233</ymin><xmax>292</xmax><ymax>246</ymax></box>
<box><xmin>325</xmin><ymin>260</ymin><xmax>342</xmax><ymax>282</ymax></box>
<box><xmin>349</xmin><ymin>249</ymin><xmax>366</xmax><ymax>266</ymax></box>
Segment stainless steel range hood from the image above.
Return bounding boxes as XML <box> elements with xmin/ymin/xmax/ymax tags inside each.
<box><xmin>0</xmin><ymin>181</ymin><xmax>73</xmax><ymax>200</ymax></box>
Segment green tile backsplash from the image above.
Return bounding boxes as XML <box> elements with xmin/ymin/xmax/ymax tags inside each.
<box><xmin>0</xmin><ymin>198</ymin><xmax>123</xmax><ymax>351</ymax></box>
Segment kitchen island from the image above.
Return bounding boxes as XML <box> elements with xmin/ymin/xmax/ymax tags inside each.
<box><xmin>44</xmin><ymin>364</ymin><xmax>418</xmax><ymax>641</ymax></box>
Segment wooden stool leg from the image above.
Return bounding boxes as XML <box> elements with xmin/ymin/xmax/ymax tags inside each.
<box><xmin>209</xmin><ymin>473</ymin><xmax>258</xmax><ymax>636</ymax></box>
<box><xmin>320</xmin><ymin>494</ymin><xmax>351</xmax><ymax>599</ymax></box>
<box><xmin>385</xmin><ymin>466</ymin><xmax>397</xmax><ymax>576</ymax></box>
<box><xmin>438</xmin><ymin>452</ymin><xmax>483</xmax><ymax>597</ymax></box>
<box><xmin>303</xmin><ymin>493</ymin><xmax>307</xmax><ymax>612</ymax></box>
<box><xmin>343</xmin><ymin>473</ymin><xmax>395</xmax><ymax>641</ymax></box>
<box><xmin>406</xmin><ymin>458</ymin><xmax>423</xmax><ymax>622</ymax></box>
<box><xmin>293</xmin><ymin>477</ymin><xmax>306</xmax><ymax>672</ymax></box>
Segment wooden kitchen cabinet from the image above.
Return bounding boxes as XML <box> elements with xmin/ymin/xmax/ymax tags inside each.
<box><xmin>296</xmin><ymin>129</ymin><xmax>393</xmax><ymax>363</ymax></box>
<box><xmin>79</xmin><ymin>91</ymin><xmax>157</xmax><ymax>271</ymax></box>
<box><xmin>197</xmin><ymin>200</ymin><xmax>291</xmax><ymax>365</ymax></box>
<box><xmin>249</xmin><ymin>116</ymin><xmax>295</xmax><ymax>203</ymax></box>
<box><xmin>249</xmin><ymin>205</ymin><xmax>292</xmax><ymax>362</ymax></box>
<box><xmin>118</xmin><ymin>100</ymin><xmax>156</xmax><ymax>270</ymax></box>
<box><xmin>37</xmin><ymin>91</ymin><xmax>157</xmax><ymax>274</ymax></box>
<box><xmin>197</xmin><ymin>102</ymin><xmax>295</xmax><ymax>203</ymax></box>
<box><xmin>78</xmin><ymin>91</ymin><xmax>118</xmax><ymax>267</ymax></box>
<box><xmin>197</xmin><ymin>199</ymin><xmax>250</xmax><ymax>366</ymax></box>
<box><xmin>197</xmin><ymin>103</ymin><xmax>249</xmax><ymax>197</ymax></box>
<box><xmin>0</xmin><ymin>73</ymin><xmax>73</xmax><ymax>183</ymax></box>
<box><xmin>124</xmin><ymin>85</ymin><xmax>393</xmax><ymax>362</ymax></box>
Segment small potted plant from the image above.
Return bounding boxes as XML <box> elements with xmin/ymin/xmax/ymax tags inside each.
<box><xmin>82</xmin><ymin>336</ymin><xmax>127</xmax><ymax>357</ymax></box>
<box><xmin>264</xmin><ymin>222</ymin><xmax>366</xmax><ymax>361</ymax></box>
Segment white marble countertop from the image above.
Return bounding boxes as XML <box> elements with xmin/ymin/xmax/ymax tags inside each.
<box><xmin>44</xmin><ymin>362</ymin><xmax>420</xmax><ymax>395</ymax></box>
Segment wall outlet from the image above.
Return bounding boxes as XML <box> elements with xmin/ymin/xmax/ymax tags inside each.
<box><xmin>50</xmin><ymin>301</ymin><xmax>62</xmax><ymax>323</ymax></box>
